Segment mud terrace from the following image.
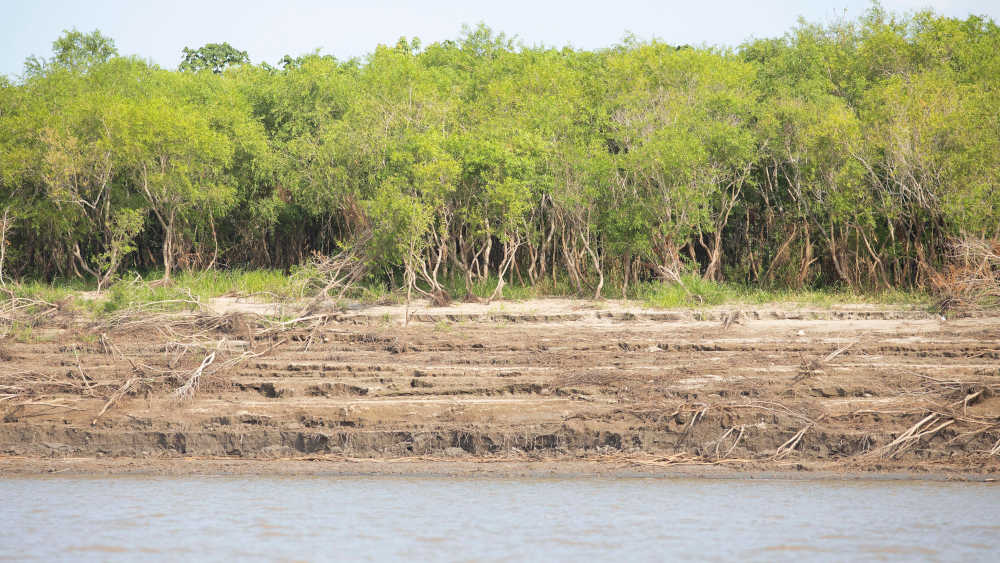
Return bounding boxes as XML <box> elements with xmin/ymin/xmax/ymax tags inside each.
<box><xmin>2</xmin><ymin>298</ymin><xmax>999</xmax><ymax>476</ymax></box>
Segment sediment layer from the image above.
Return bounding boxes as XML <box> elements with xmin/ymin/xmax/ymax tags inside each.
<box><xmin>2</xmin><ymin>300</ymin><xmax>999</xmax><ymax>474</ymax></box>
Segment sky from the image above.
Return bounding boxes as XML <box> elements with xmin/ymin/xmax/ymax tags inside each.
<box><xmin>3</xmin><ymin>0</ymin><xmax>999</xmax><ymax>78</ymax></box>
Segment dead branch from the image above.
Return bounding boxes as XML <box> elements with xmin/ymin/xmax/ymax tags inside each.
<box><xmin>172</xmin><ymin>346</ymin><xmax>219</xmax><ymax>401</ymax></box>
<box><xmin>866</xmin><ymin>413</ymin><xmax>955</xmax><ymax>459</ymax></box>
<box><xmin>676</xmin><ymin>405</ymin><xmax>708</xmax><ymax>446</ymax></box>
<box><xmin>92</xmin><ymin>375</ymin><xmax>140</xmax><ymax>426</ymax></box>
<box><xmin>297</xmin><ymin>232</ymin><xmax>375</xmax><ymax>316</ymax></box>
<box><xmin>713</xmin><ymin>424</ymin><xmax>745</xmax><ymax>459</ymax></box>
<box><xmin>823</xmin><ymin>339</ymin><xmax>859</xmax><ymax>363</ymax></box>
<box><xmin>774</xmin><ymin>424</ymin><xmax>812</xmax><ymax>459</ymax></box>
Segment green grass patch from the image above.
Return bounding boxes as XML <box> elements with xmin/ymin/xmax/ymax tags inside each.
<box><xmin>170</xmin><ymin>269</ymin><xmax>301</xmax><ymax>300</ymax></box>
<box><xmin>633</xmin><ymin>275</ymin><xmax>738</xmax><ymax>308</ymax></box>
<box><xmin>633</xmin><ymin>275</ymin><xmax>933</xmax><ymax>309</ymax></box>
<box><xmin>85</xmin><ymin>269</ymin><xmax>303</xmax><ymax>314</ymax></box>
<box><xmin>92</xmin><ymin>280</ymin><xmax>200</xmax><ymax>315</ymax></box>
<box><xmin>7</xmin><ymin>321</ymin><xmax>36</xmax><ymax>343</ymax></box>
<box><xmin>10</xmin><ymin>279</ymin><xmax>87</xmax><ymax>304</ymax></box>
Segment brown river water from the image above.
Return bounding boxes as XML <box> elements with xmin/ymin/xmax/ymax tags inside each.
<box><xmin>2</xmin><ymin>476</ymin><xmax>998</xmax><ymax>561</ymax></box>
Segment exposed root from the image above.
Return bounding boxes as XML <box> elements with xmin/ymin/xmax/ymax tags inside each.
<box><xmin>934</xmin><ymin>236</ymin><xmax>1000</xmax><ymax>311</ymax></box>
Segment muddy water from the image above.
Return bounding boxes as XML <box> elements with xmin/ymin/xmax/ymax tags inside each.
<box><xmin>2</xmin><ymin>477</ymin><xmax>997</xmax><ymax>562</ymax></box>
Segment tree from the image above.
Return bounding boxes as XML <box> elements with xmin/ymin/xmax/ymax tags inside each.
<box><xmin>116</xmin><ymin>83</ymin><xmax>234</xmax><ymax>282</ymax></box>
<box><xmin>179</xmin><ymin>43</ymin><xmax>250</xmax><ymax>74</ymax></box>
<box><xmin>604</xmin><ymin>42</ymin><xmax>757</xmax><ymax>283</ymax></box>
<box><xmin>4</xmin><ymin>7</ymin><xmax>998</xmax><ymax>296</ymax></box>
<box><xmin>24</xmin><ymin>29</ymin><xmax>118</xmax><ymax>76</ymax></box>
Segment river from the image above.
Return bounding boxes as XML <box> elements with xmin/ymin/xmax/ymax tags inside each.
<box><xmin>2</xmin><ymin>476</ymin><xmax>997</xmax><ymax>561</ymax></box>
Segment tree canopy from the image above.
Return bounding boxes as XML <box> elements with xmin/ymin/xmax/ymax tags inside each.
<box><xmin>2</xmin><ymin>6</ymin><xmax>998</xmax><ymax>297</ymax></box>
<box><xmin>179</xmin><ymin>42</ymin><xmax>250</xmax><ymax>73</ymax></box>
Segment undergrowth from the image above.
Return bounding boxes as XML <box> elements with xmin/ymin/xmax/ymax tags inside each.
<box><xmin>2</xmin><ymin>268</ymin><xmax>935</xmax><ymax>318</ymax></box>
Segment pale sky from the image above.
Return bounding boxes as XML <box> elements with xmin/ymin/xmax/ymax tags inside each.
<box><xmin>3</xmin><ymin>0</ymin><xmax>998</xmax><ymax>79</ymax></box>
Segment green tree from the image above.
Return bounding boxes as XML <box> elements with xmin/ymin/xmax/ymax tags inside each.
<box><xmin>180</xmin><ymin>42</ymin><xmax>250</xmax><ymax>74</ymax></box>
<box><xmin>24</xmin><ymin>29</ymin><xmax>118</xmax><ymax>76</ymax></box>
<box><xmin>116</xmin><ymin>81</ymin><xmax>234</xmax><ymax>282</ymax></box>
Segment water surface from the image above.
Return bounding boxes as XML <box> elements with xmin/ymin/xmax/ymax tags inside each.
<box><xmin>2</xmin><ymin>476</ymin><xmax>997</xmax><ymax>562</ymax></box>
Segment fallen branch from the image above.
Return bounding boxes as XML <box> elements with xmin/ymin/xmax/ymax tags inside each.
<box><xmin>713</xmin><ymin>424</ymin><xmax>745</xmax><ymax>459</ymax></box>
<box><xmin>774</xmin><ymin>424</ymin><xmax>812</xmax><ymax>459</ymax></box>
<box><xmin>172</xmin><ymin>346</ymin><xmax>219</xmax><ymax>401</ymax></box>
<box><xmin>676</xmin><ymin>405</ymin><xmax>708</xmax><ymax>447</ymax></box>
<box><xmin>92</xmin><ymin>375</ymin><xmax>140</xmax><ymax>426</ymax></box>
<box><xmin>867</xmin><ymin>413</ymin><xmax>955</xmax><ymax>459</ymax></box>
<box><xmin>724</xmin><ymin>425</ymin><xmax>745</xmax><ymax>458</ymax></box>
<box><xmin>823</xmin><ymin>339</ymin><xmax>859</xmax><ymax>363</ymax></box>
<box><xmin>171</xmin><ymin>336</ymin><xmax>287</xmax><ymax>401</ymax></box>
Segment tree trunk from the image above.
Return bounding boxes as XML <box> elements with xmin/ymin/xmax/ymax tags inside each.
<box><xmin>161</xmin><ymin>210</ymin><xmax>175</xmax><ymax>283</ymax></box>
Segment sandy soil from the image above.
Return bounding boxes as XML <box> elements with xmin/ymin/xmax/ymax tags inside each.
<box><xmin>2</xmin><ymin>298</ymin><xmax>999</xmax><ymax>476</ymax></box>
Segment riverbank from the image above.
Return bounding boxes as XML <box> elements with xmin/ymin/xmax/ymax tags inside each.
<box><xmin>2</xmin><ymin>297</ymin><xmax>999</xmax><ymax>476</ymax></box>
<box><xmin>3</xmin><ymin>456</ymin><xmax>999</xmax><ymax>481</ymax></box>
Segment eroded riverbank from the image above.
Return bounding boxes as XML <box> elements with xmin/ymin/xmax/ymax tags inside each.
<box><xmin>2</xmin><ymin>298</ymin><xmax>999</xmax><ymax>475</ymax></box>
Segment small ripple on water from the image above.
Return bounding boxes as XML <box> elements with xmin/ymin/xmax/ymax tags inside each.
<box><xmin>756</xmin><ymin>544</ymin><xmax>829</xmax><ymax>553</ymax></box>
<box><xmin>2</xmin><ymin>477</ymin><xmax>998</xmax><ymax>562</ymax></box>
<box><xmin>66</xmin><ymin>545</ymin><xmax>130</xmax><ymax>553</ymax></box>
<box><xmin>856</xmin><ymin>544</ymin><xmax>939</xmax><ymax>556</ymax></box>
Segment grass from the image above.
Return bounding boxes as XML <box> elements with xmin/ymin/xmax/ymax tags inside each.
<box><xmin>8</xmin><ymin>321</ymin><xmax>35</xmax><ymax>343</ymax></box>
<box><xmin>92</xmin><ymin>281</ymin><xmax>201</xmax><ymax>314</ymax></box>
<box><xmin>633</xmin><ymin>275</ymin><xmax>933</xmax><ymax>309</ymax></box>
<box><xmin>3</xmin><ymin>269</ymin><xmax>307</xmax><ymax>316</ymax></box>
<box><xmin>431</xmin><ymin>270</ymin><xmax>930</xmax><ymax>309</ymax></box>
<box><xmin>2</xmin><ymin>268</ymin><xmax>934</xmax><ymax>319</ymax></box>
<box><xmin>91</xmin><ymin>269</ymin><xmax>312</xmax><ymax>314</ymax></box>
<box><xmin>162</xmin><ymin>269</ymin><xmax>303</xmax><ymax>301</ymax></box>
<box><xmin>10</xmin><ymin>279</ymin><xmax>87</xmax><ymax>304</ymax></box>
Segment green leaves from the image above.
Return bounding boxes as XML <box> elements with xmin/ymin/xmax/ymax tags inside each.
<box><xmin>3</xmin><ymin>5</ymin><xmax>998</xmax><ymax>294</ymax></box>
<box><xmin>179</xmin><ymin>43</ymin><xmax>250</xmax><ymax>74</ymax></box>
<box><xmin>24</xmin><ymin>29</ymin><xmax>118</xmax><ymax>77</ymax></box>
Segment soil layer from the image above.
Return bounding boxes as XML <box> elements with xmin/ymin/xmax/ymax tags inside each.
<box><xmin>3</xmin><ymin>299</ymin><xmax>999</xmax><ymax>476</ymax></box>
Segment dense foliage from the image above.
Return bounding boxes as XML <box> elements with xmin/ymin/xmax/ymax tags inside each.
<box><xmin>2</xmin><ymin>5</ymin><xmax>998</xmax><ymax>299</ymax></box>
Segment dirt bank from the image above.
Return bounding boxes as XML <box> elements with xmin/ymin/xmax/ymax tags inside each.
<box><xmin>2</xmin><ymin>298</ymin><xmax>999</xmax><ymax>475</ymax></box>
